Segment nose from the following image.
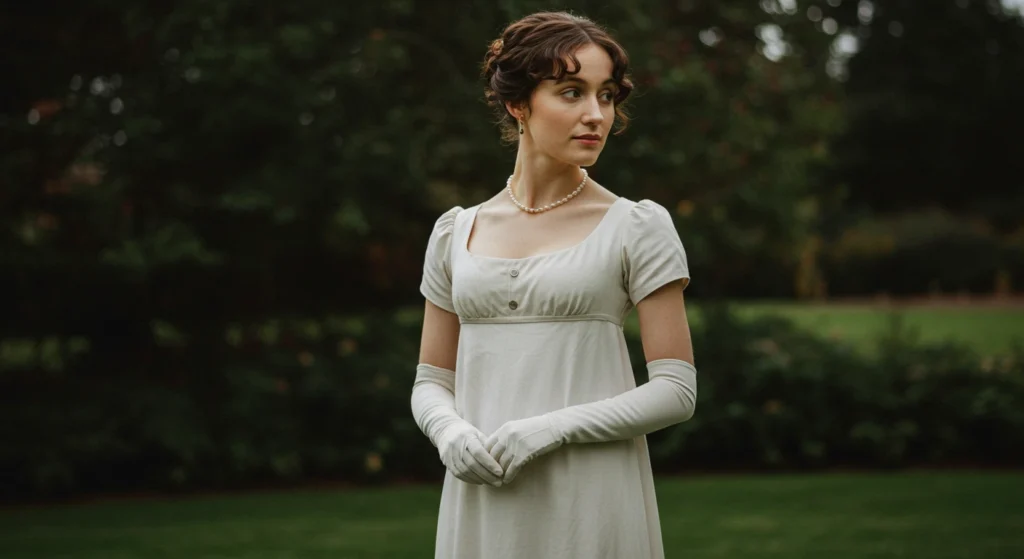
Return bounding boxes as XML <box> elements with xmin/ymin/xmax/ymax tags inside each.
<box><xmin>580</xmin><ymin>95</ymin><xmax>605</xmax><ymax>126</ymax></box>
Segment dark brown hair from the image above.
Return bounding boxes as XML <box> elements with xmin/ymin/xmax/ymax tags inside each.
<box><xmin>482</xmin><ymin>12</ymin><xmax>635</xmax><ymax>143</ymax></box>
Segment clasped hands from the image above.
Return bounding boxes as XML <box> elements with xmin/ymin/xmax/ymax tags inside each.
<box><xmin>438</xmin><ymin>415</ymin><xmax>563</xmax><ymax>487</ymax></box>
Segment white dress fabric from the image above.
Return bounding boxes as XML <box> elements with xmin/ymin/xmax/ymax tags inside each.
<box><xmin>419</xmin><ymin>196</ymin><xmax>690</xmax><ymax>559</ymax></box>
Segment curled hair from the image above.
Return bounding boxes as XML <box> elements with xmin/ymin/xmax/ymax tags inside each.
<box><xmin>482</xmin><ymin>12</ymin><xmax>635</xmax><ymax>143</ymax></box>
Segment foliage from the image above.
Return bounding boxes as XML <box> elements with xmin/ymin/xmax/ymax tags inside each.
<box><xmin>3</xmin><ymin>0</ymin><xmax>1024</xmax><ymax>502</ymax></box>
<box><xmin>821</xmin><ymin>209</ymin><xmax>1011</xmax><ymax>295</ymax></box>
<box><xmin>4</xmin><ymin>307</ymin><xmax>1022</xmax><ymax>501</ymax></box>
<box><xmin>819</xmin><ymin>0</ymin><xmax>1024</xmax><ymax>231</ymax></box>
<box><xmin>0</xmin><ymin>0</ymin><xmax>843</xmax><ymax>337</ymax></box>
<box><xmin>646</xmin><ymin>305</ymin><xmax>1024</xmax><ymax>470</ymax></box>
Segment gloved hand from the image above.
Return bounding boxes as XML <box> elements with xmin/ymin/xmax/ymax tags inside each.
<box><xmin>484</xmin><ymin>359</ymin><xmax>697</xmax><ymax>486</ymax></box>
<box><xmin>411</xmin><ymin>363</ymin><xmax>503</xmax><ymax>487</ymax></box>
<box><xmin>484</xmin><ymin>414</ymin><xmax>564</xmax><ymax>485</ymax></box>
<box><xmin>438</xmin><ymin>422</ymin><xmax>505</xmax><ymax>487</ymax></box>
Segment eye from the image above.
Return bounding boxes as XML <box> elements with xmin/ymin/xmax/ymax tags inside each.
<box><xmin>560</xmin><ymin>88</ymin><xmax>581</xmax><ymax>99</ymax></box>
<box><xmin>600</xmin><ymin>90</ymin><xmax>615</xmax><ymax>103</ymax></box>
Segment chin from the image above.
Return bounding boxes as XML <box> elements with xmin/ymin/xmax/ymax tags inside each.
<box><xmin>565</xmin><ymin>151</ymin><xmax>603</xmax><ymax>167</ymax></box>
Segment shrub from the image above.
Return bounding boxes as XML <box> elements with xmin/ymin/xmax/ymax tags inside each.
<box><xmin>823</xmin><ymin>210</ymin><xmax>1006</xmax><ymax>295</ymax></box>
<box><xmin>645</xmin><ymin>305</ymin><xmax>1024</xmax><ymax>470</ymax></box>
<box><xmin>3</xmin><ymin>306</ymin><xmax>1022</xmax><ymax>501</ymax></box>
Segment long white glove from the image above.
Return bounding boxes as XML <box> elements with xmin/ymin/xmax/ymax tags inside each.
<box><xmin>411</xmin><ymin>363</ymin><xmax>504</xmax><ymax>487</ymax></box>
<box><xmin>485</xmin><ymin>358</ymin><xmax>697</xmax><ymax>484</ymax></box>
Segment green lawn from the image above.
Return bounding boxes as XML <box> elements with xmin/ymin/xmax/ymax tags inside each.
<box><xmin>735</xmin><ymin>302</ymin><xmax>1024</xmax><ymax>356</ymax></box>
<box><xmin>3</xmin><ymin>472</ymin><xmax>1022</xmax><ymax>558</ymax></box>
<box><xmin>623</xmin><ymin>302</ymin><xmax>1024</xmax><ymax>357</ymax></box>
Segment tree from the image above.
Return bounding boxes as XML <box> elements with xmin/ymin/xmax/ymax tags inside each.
<box><xmin>823</xmin><ymin>0</ymin><xmax>1024</xmax><ymax>232</ymax></box>
<box><xmin>0</xmin><ymin>0</ymin><xmax>842</xmax><ymax>496</ymax></box>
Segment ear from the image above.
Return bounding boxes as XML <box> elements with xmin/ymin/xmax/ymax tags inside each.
<box><xmin>505</xmin><ymin>101</ymin><xmax>527</xmax><ymax>121</ymax></box>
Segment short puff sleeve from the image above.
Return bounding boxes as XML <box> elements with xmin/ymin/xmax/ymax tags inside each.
<box><xmin>622</xmin><ymin>200</ymin><xmax>690</xmax><ymax>304</ymax></box>
<box><xmin>419</xmin><ymin>206</ymin><xmax>463</xmax><ymax>313</ymax></box>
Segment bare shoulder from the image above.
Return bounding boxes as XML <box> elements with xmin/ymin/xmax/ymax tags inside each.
<box><xmin>576</xmin><ymin>178</ymin><xmax>622</xmax><ymax>219</ymax></box>
<box><xmin>582</xmin><ymin>178</ymin><xmax>620</xmax><ymax>206</ymax></box>
<box><xmin>477</xmin><ymin>191</ymin><xmax>519</xmax><ymax>222</ymax></box>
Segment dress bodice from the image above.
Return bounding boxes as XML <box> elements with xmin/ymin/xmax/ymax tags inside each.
<box><xmin>420</xmin><ymin>196</ymin><xmax>690</xmax><ymax>327</ymax></box>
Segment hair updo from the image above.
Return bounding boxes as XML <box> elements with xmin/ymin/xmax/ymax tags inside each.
<box><xmin>482</xmin><ymin>11</ymin><xmax>635</xmax><ymax>143</ymax></box>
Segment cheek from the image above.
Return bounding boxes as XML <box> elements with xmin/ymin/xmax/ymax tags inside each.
<box><xmin>533</xmin><ymin>97</ymin><xmax>567</xmax><ymax>122</ymax></box>
<box><xmin>531</xmin><ymin>102</ymin><xmax>574</xmax><ymax>136</ymax></box>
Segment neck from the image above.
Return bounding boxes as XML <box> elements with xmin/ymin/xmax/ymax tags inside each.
<box><xmin>508</xmin><ymin>153</ymin><xmax>586</xmax><ymax>210</ymax></box>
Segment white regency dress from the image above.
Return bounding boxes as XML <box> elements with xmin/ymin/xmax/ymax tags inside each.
<box><xmin>419</xmin><ymin>197</ymin><xmax>690</xmax><ymax>559</ymax></box>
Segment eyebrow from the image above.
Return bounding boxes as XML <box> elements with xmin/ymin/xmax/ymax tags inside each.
<box><xmin>552</xmin><ymin>76</ymin><xmax>617</xmax><ymax>86</ymax></box>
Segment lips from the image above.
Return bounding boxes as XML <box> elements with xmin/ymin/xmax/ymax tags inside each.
<box><xmin>573</xmin><ymin>134</ymin><xmax>601</xmax><ymax>140</ymax></box>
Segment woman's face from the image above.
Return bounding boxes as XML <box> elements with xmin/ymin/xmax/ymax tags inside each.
<box><xmin>519</xmin><ymin>43</ymin><xmax>617</xmax><ymax>167</ymax></box>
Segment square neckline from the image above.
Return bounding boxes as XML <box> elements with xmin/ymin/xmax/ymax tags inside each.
<box><xmin>462</xmin><ymin>197</ymin><xmax>627</xmax><ymax>262</ymax></box>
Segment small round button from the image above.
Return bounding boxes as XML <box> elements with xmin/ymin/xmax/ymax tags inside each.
<box><xmin>510</xmin><ymin>269</ymin><xmax>519</xmax><ymax>278</ymax></box>
<box><xmin>508</xmin><ymin>300</ymin><xmax>519</xmax><ymax>310</ymax></box>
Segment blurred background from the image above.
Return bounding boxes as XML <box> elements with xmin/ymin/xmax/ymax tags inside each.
<box><xmin>2</xmin><ymin>0</ymin><xmax>1023</xmax><ymax>557</ymax></box>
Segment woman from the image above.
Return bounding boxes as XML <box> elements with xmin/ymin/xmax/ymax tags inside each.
<box><xmin>410</xmin><ymin>11</ymin><xmax>697</xmax><ymax>559</ymax></box>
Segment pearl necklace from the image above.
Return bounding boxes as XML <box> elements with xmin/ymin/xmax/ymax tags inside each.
<box><xmin>506</xmin><ymin>169</ymin><xmax>588</xmax><ymax>214</ymax></box>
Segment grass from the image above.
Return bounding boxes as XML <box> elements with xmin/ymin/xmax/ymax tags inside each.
<box><xmin>2</xmin><ymin>472</ymin><xmax>1022</xmax><ymax>558</ymax></box>
<box><xmin>623</xmin><ymin>301</ymin><xmax>1024</xmax><ymax>357</ymax></box>
<box><xmin>736</xmin><ymin>302</ymin><xmax>1024</xmax><ymax>356</ymax></box>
